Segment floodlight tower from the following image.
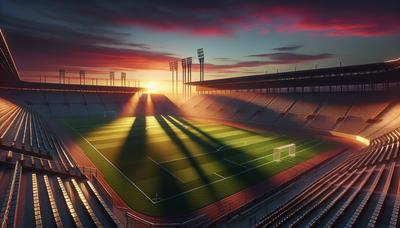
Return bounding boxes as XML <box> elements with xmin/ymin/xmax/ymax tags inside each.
<box><xmin>79</xmin><ymin>70</ymin><xmax>85</xmax><ymax>85</ymax></box>
<box><xmin>181</xmin><ymin>58</ymin><xmax>187</xmax><ymax>96</ymax></box>
<box><xmin>121</xmin><ymin>72</ymin><xmax>126</xmax><ymax>86</ymax></box>
<box><xmin>109</xmin><ymin>72</ymin><xmax>115</xmax><ymax>86</ymax></box>
<box><xmin>169</xmin><ymin>62</ymin><xmax>174</xmax><ymax>94</ymax></box>
<box><xmin>59</xmin><ymin>69</ymin><xmax>65</xmax><ymax>84</ymax></box>
<box><xmin>187</xmin><ymin>57</ymin><xmax>192</xmax><ymax>95</ymax></box>
<box><xmin>174</xmin><ymin>61</ymin><xmax>178</xmax><ymax>94</ymax></box>
<box><xmin>197</xmin><ymin>48</ymin><xmax>204</xmax><ymax>81</ymax></box>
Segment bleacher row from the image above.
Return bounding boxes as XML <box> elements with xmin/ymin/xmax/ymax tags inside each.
<box><xmin>255</xmin><ymin>127</ymin><xmax>400</xmax><ymax>228</ymax></box>
<box><xmin>0</xmin><ymin>162</ymin><xmax>120</xmax><ymax>227</ymax></box>
<box><xmin>182</xmin><ymin>92</ymin><xmax>400</xmax><ymax>139</ymax></box>
<box><xmin>0</xmin><ymin>97</ymin><xmax>122</xmax><ymax>227</ymax></box>
<box><xmin>0</xmin><ymin>149</ymin><xmax>81</xmax><ymax>177</ymax></box>
<box><xmin>0</xmin><ymin>89</ymin><xmax>180</xmax><ymax>117</ymax></box>
<box><xmin>0</xmin><ymin>97</ymin><xmax>76</xmax><ymax>173</ymax></box>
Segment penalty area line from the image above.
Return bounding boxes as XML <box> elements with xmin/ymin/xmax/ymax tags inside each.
<box><xmin>152</xmin><ymin>142</ymin><xmax>322</xmax><ymax>204</ymax></box>
<box><xmin>224</xmin><ymin>158</ymin><xmax>248</xmax><ymax>169</ymax></box>
<box><xmin>146</xmin><ymin>155</ymin><xmax>185</xmax><ymax>183</ymax></box>
<box><xmin>214</xmin><ymin>172</ymin><xmax>226</xmax><ymax>179</ymax></box>
<box><xmin>62</xmin><ymin>122</ymin><xmax>157</xmax><ymax>204</ymax></box>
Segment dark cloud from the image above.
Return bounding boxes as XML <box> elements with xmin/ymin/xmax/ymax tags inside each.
<box><xmin>206</xmin><ymin>51</ymin><xmax>334</xmax><ymax>73</ymax></box>
<box><xmin>2</xmin><ymin>1</ymin><xmax>399</xmax><ymax>38</ymax></box>
<box><xmin>272</xmin><ymin>45</ymin><xmax>302</xmax><ymax>51</ymax></box>
<box><xmin>246</xmin><ymin>52</ymin><xmax>335</xmax><ymax>61</ymax></box>
<box><xmin>0</xmin><ymin>0</ymin><xmax>398</xmax><ymax>77</ymax></box>
<box><xmin>5</xmin><ymin>30</ymin><xmax>177</xmax><ymax>76</ymax></box>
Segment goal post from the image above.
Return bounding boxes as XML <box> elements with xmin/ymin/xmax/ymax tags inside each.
<box><xmin>289</xmin><ymin>144</ymin><xmax>296</xmax><ymax>157</ymax></box>
<box><xmin>273</xmin><ymin>143</ymin><xmax>296</xmax><ymax>161</ymax></box>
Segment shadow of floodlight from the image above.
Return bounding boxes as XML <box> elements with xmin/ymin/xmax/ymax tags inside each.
<box><xmin>162</xmin><ymin>115</ymin><xmax>258</xmax><ymax>176</ymax></box>
<box><xmin>159</xmin><ymin>115</ymin><xmax>292</xmax><ymax>217</ymax></box>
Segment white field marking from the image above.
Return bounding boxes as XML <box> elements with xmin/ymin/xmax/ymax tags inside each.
<box><xmin>224</xmin><ymin>158</ymin><xmax>248</xmax><ymax>169</ymax></box>
<box><xmin>241</xmin><ymin>140</ymin><xmax>318</xmax><ymax>165</ymax></box>
<box><xmin>88</xmin><ymin>125</ymin><xmax>220</xmax><ymax>142</ymax></box>
<box><xmin>152</xmin><ymin>141</ymin><xmax>325</xmax><ymax>204</ymax></box>
<box><xmin>146</xmin><ymin>155</ymin><xmax>184</xmax><ymax>183</ymax></box>
<box><xmin>214</xmin><ymin>135</ymin><xmax>272</xmax><ymax>152</ymax></box>
<box><xmin>159</xmin><ymin>135</ymin><xmax>281</xmax><ymax>165</ymax></box>
<box><xmin>214</xmin><ymin>172</ymin><xmax>226</xmax><ymax>179</ymax></box>
<box><xmin>166</xmin><ymin>116</ymin><xmax>216</xmax><ymax>128</ymax></box>
<box><xmin>217</xmin><ymin>141</ymin><xmax>247</xmax><ymax>151</ymax></box>
<box><xmin>78</xmin><ymin>122</ymin><xmax>137</xmax><ymax>131</ymax></box>
<box><xmin>91</xmin><ymin>125</ymin><xmax>251</xmax><ymax>149</ymax></box>
<box><xmin>62</xmin><ymin>122</ymin><xmax>156</xmax><ymax>204</ymax></box>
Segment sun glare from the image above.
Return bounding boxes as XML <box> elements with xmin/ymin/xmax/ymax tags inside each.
<box><xmin>146</xmin><ymin>81</ymin><xmax>159</xmax><ymax>93</ymax></box>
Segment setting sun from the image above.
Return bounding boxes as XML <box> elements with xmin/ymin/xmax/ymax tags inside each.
<box><xmin>146</xmin><ymin>81</ymin><xmax>159</xmax><ymax>93</ymax></box>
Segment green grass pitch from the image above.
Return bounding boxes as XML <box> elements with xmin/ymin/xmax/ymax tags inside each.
<box><xmin>61</xmin><ymin>115</ymin><xmax>337</xmax><ymax>216</ymax></box>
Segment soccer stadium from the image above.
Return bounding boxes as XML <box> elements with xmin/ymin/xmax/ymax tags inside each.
<box><xmin>1</xmin><ymin>2</ymin><xmax>400</xmax><ymax>227</ymax></box>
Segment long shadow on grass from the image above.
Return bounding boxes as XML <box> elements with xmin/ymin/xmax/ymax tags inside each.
<box><xmin>155</xmin><ymin>114</ymin><xmax>225</xmax><ymax>214</ymax></box>
<box><xmin>172</xmin><ymin>115</ymin><xmax>263</xmax><ymax>144</ymax></box>
<box><xmin>163</xmin><ymin>115</ymin><xmax>263</xmax><ymax>177</ymax></box>
<box><xmin>160</xmin><ymin>115</ymin><xmax>272</xmax><ymax>205</ymax></box>
<box><xmin>111</xmin><ymin>116</ymin><xmax>191</xmax><ymax>215</ymax></box>
<box><xmin>154</xmin><ymin>116</ymin><xmax>216</xmax><ymax>187</ymax></box>
<box><xmin>165</xmin><ymin>114</ymin><xmax>319</xmax><ymax>203</ymax></box>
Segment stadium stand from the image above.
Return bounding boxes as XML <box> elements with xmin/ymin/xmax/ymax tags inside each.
<box><xmin>181</xmin><ymin>91</ymin><xmax>400</xmax><ymax>141</ymax></box>
<box><xmin>0</xmin><ymin>98</ymin><xmax>121</xmax><ymax>226</ymax></box>
<box><xmin>254</xmin><ymin>126</ymin><xmax>400</xmax><ymax>227</ymax></box>
<box><xmin>334</xmin><ymin>94</ymin><xmax>390</xmax><ymax>134</ymax></box>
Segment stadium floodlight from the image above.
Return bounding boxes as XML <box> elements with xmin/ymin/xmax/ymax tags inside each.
<box><xmin>109</xmin><ymin>72</ymin><xmax>115</xmax><ymax>86</ymax></box>
<box><xmin>174</xmin><ymin>60</ymin><xmax>179</xmax><ymax>94</ymax></box>
<box><xmin>121</xmin><ymin>72</ymin><xmax>126</xmax><ymax>86</ymax></box>
<box><xmin>186</xmin><ymin>57</ymin><xmax>192</xmax><ymax>94</ymax></box>
<box><xmin>79</xmin><ymin>70</ymin><xmax>85</xmax><ymax>85</ymax></box>
<box><xmin>197</xmin><ymin>48</ymin><xmax>205</xmax><ymax>81</ymax></box>
<box><xmin>197</xmin><ymin>48</ymin><xmax>204</xmax><ymax>60</ymax></box>
<box><xmin>273</xmin><ymin>144</ymin><xmax>296</xmax><ymax>162</ymax></box>
<box><xmin>59</xmin><ymin>69</ymin><xmax>65</xmax><ymax>84</ymax></box>
<box><xmin>186</xmin><ymin>57</ymin><xmax>192</xmax><ymax>65</ymax></box>
<box><xmin>169</xmin><ymin>62</ymin><xmax>174</xmax><ymax>94</ymax></box>
<box><xmin>182</xmin><ymin>58</ymin><xmax>187</xmax><ymax>95</ymax></box>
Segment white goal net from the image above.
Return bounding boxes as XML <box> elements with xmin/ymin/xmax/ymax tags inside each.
<box><xmin>273</xmin><ymin>143</ymin><xmax>296</xmax><ymax>161</ymax></box>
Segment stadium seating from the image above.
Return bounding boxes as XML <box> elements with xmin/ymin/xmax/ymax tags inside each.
<box><xmin>254</xmin><ymin>126</ymin><xmax>400</xmax><ymax>227</ymax></box>
<box><xmin>0</xmin><ymin>89</ymin><xmax>179</xmax><ymax>118</ymax></box>
<box><xmin>277</xmin><ymin>94</ymin><xmax>323</xmax><ymax>128</ymax></box>
<box><xmin>0</xmin><ymin>97</ymin><xmax>79</xmax><ymax>175</ymax></box>
<box><xmin>0</xmin><ymin>96</ymin><xmax>121</xmax><ymax>227</ymax></box>
<box><xmin>181</xmin><ymin>92</ymin><xmax>400</xmax><ymax>140</ymax></box>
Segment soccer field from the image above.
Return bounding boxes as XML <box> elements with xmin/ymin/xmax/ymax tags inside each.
<box><xmin>61</xmin><ymin>115</ymin><xmax>337</xmax><ymax>216</ymax></box>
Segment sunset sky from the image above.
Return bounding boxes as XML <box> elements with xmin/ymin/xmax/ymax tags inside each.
<box><xmin>1</xmin><ymin>0</ymin><xmax>399</xmax><ymax>90</ymax></box>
